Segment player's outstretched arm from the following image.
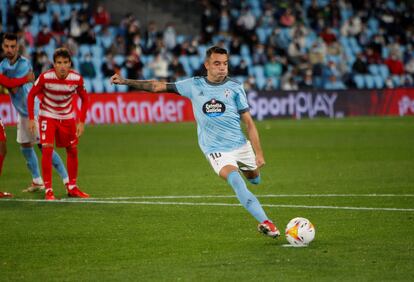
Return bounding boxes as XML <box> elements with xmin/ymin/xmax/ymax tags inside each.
<box><xmin>110</xmin><ymin>73</ymin><xmax>168</xmax><ymax>93</ymax></box>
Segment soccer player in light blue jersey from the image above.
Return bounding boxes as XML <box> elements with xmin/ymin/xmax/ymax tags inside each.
<box><xmin>0</xmin><ymin>33</ymin><xmax>69</xmax><ymax>192</ymax></box>
<box><xmin>111</xmin><ymin>46</ymin><xmax>280</xmax><ymax>238</ymax></box>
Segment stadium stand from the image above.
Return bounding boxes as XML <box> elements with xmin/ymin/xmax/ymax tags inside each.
<box><xmin>1</xmin><ymin>0</ymin><xmax>413</xmax><ymax>91</ymax></box>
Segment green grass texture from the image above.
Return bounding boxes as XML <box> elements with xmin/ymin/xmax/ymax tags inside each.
<box><xmin>1</xmin><ymin>116</ymin><xmax>413</xmax><ymax>281</ymax></box>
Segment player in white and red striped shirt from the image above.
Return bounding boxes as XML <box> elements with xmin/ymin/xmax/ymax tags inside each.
<box><xmin>28</xmin><ymin>48</ymin><xmax>89</xmax><ymax>200</ymax></box>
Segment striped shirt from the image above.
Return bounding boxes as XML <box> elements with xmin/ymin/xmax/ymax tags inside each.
<box><xmin>28</xmin><ymin>69</ymin><xmax>88</xmax><ymax>122</ymax></box>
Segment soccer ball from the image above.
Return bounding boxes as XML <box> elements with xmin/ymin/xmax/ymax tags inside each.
<box><xmin>285</xmin><ymin>217</ymin><xmax>315</xmax><ymax>247</ymax></box>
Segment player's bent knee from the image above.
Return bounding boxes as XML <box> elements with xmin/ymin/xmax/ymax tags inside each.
<box><xmin>247</xmin><ymin>175</ymin><xmax>261</xmax><ymax>185</ymax></box>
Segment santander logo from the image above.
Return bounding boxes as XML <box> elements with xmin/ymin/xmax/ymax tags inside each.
<box><xmin>398</xmin><ymin>96</ymin><xmax>414</xmax><ymax>116</ymax></box>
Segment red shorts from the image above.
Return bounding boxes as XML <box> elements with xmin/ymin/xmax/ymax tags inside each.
<box><xmin>0</xmin><ymin>119</ymin><xmax>6</xmax><ymax>142</ymax></box>
<box><xmin>38</xmin><ymin>116</ymin><xmax>78</xmax><ymax>147</ymax></box>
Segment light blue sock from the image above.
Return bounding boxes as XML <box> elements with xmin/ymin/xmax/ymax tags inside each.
<box><xmin>227</xmin><ymin>170</ymin><xmax>268</xmax><ymax>222</ymax></box>
<box><xmin>248</xmin><ymin>174</ymin><xmax>261</xmax><ymax>185</ymax></box>
<box><xmin>20</xmin><ymin>147</ymin><xmax>41</xmax><ymax>179</ymax></box>
<box><xmin>52</xmin><ymin>150</ymin><xmax>68</xmax><ymax>183</ymax></box>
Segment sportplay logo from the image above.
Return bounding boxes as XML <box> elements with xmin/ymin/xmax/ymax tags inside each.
<box><xmin>203</xmin><ymin>99</ymin><xmax>226</xmax><ymax>117</ymax></box>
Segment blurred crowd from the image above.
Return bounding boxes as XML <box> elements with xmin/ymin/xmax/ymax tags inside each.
<box><xmin>1</xmin><ymin>0</ymin><xmax>414</xmax><ymax>92</ymax></box>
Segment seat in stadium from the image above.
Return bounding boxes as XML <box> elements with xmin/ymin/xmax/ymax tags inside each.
<box><xmin>353</xmin><ymin>74</ymin><xmax>365</xmax><ymax>89</ymax></box>
<box><xmin>373</xmin><ymin>75</ymin><xmax>384</xmax><ymax>88</ymax></box>
<box><xmin>378</xmin><ymin>64</ymin><xmax>390</xmax><ymax>79</ymax></box>
<box><xmin>189</xmin><ymin>55</ymin><xmax>201</xmax><ymax>71</ymax></box>
<box><xmin>229</xmin><ymin>55</ymin><xmax>241</xmax><ymax>67</ymax></box>
<box><xmin>364</xmin><ymin>75</ymin><xmax>375</xmax><ymax>89</ymax></box>
<box><xmin>368</xmin><ymin>64</ymin><xmax>380</xmax><ymax>75</ymax></box>
<box><xmin>103</xmin><ymin>79</ymin><xmax>116</xmax><ymax>93</ymax></box>
<box><xmin>92</xmin><ymin>78</ymin><xmax>104</xmax><ymax>93</ymax></box>
<box><xmin>83</xmin><ymin>78</ymin><xmax>93</xmax><ymax>92</ymax></box>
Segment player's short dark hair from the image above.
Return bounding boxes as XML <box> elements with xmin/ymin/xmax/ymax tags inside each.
<box><xmin>206</xmin><ymin>46</ymin><xmax>228</xmax><ymax>59</ymax></box>
<box><xmin>53</xmin><ymin>47</ymin><xmax>72</xmax><ymax>63</ymax></box>
<box><xmin>3</xmin><ymin>33</ymin><xmax>18</xmax><ymax>42</ymax></box>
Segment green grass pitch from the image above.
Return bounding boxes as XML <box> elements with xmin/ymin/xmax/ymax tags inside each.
<box><xmin>0</xmin><ymin>116</ymin><xmax>413</xmax><ymax>281</ymax></box>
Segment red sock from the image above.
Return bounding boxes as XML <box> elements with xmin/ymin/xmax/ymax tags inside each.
<box><xmin>66</xmin><ymin>146</ymin><xmax>78</xmax><ymax>187</ymax></box>
<box><xmin>41</xmin><ymin>147</ymin><xmax>53</xmax><ymax>189</ymax></box>
<box><xmin>0</xmin><ymin>154</ymin><xmax>5</xmax><ymax>176</ymax></box>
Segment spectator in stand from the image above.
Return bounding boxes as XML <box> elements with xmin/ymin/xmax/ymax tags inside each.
<box><xmin>232</xmin><ymin>59</ymin><xmax>249</xmax><ymax>77</ymax></box>
<box><xmin>384</xmin><ymin>54</ymin><xmax>405</xmax><ymax>75</ymax></box>
<box><xmin>22</xmin><ymin>24</ymin><xmax>34</xmax><ymax>48</ymax></box>
<box><xmin>108</xmin><ymin>35</ymin><xmax>127</xmax><ymax>56</ymax></box>
<box><xmin>267</xmin><ymin>27</ymin><xmax>289</xmax><ymax>55</ymax></box>
<box><xmin>125</xmin><ymin>51</ymin><xmax>143</xmax><ymax>87</ymax></box>
<box><xmin>352</xmin><ymin>53</ymin><xmax>368</xmax><ymax>74</ymax></box>
<box><xmin>51</xmin><ymin>13</ymin><xmax>65</xmax><ymax>37</ymax></box>
<box><xmin>168</xmin><ymin>55</ymin><xmax>186</xmax><ymax>80</ymax></box>
<box><xmin>340</xmin><ymin>15</ymin><xmax>362</xmax><ymax>37</ymax></box>
<box><xmin>200</xmin><ymin>1</ymin><xmax>218</xmax><ymax>44</ymax></box>
<box><xmin>36</xmin><ymin>26</ymin><xmax>53</xmax><ymax>47</ymax></box>
<box><xmin>299</xmin><ymin>70</ymin><xmax>315</xmax><ymax>90</ymax></box>
<box><xmin>244</xmin><ymin>75</ymin><xmax>256</xmax><ymax>91</ymax></box>
<box><xmin>236</xmin><ymin>7</ymin><xmax>256</xmax><ymax>36</ymax></box>
<box><xmin>79</xmin><ymin>53</ymin><xmax>96</xmax><ymax>79</ymax></box>
<box><xmin>143</xmin><ymin>21</ymin><xmax>160</xmax><ymax>55</ymax></box>
<box><xmin>387</xmin><ymin>36</ymin><xmax>403</xmax><ymax>59</ymax></box>
<box><xmin>163</xmin><ymin>23</ymin><xmax>177</xmax><ymax>51</ymax></box>
<box><xmin>264</xmin><ymin>55</ymin><xmax>282</xmax><ymax>78</ymax></box>
<box><xmin>320</xmin><ymin>27</ymin><xmax>337</xmax><ymax>46</ymax></box>
<box><xmin>279</xmin><ymin>8</ymin><xmax>296</xmax><ymax>28</ymax></box>
<box><xmin>229</xmin><ymin>35</ymin><xmax>242</xmax><ymax>55</ymax></box>
<box><xmin>101</xmin><ymin>52</ymin><xmax>120</xmax><ymax>78</ymax></box>
<box><xmin>218</xmin><ymin>9</ymin><xmax>231</xmax><ymax>35</ymax></box>
<box><xmin>369</xmin><ymin>33</ymin><xmax>386</xmax><ymax>58</ymax></box>
<box><xmin>308</xmin><ymin>39</ymin><xmax>327</xmax><ymax>65</ymax></box>
<box><xmin>149</xmin><ymin>52</ymin><xmax>169</xmax><ymax>80</ymax></box>
<box><xmin>405</xmin><ymin>57</ymin><xmax>414</xmax><ymax>81</ymax></box>
<box><xmin>365</xmin><ymin>46</ymin><xmax>382</xmax><ymax>64</ymax></box>
<box><xmin>281</xmin><ymin>69</ymin><xmax>299</xmax><ymax>90</ymax></box>
<box><xmin>78</xmin><ymin>22</ymin><xmax>97</xmax><ymax>45</ymax></box>
<box><xmin>324</xmin><ymin>75</ymin><xmax>346</xmax><ymax>90</ymax></box>
<box><xmin>67</xmin><ymin>9</ymin><xmax>81</xmax><ymax>41</ymax></box>
<box><xmin>307</xmin><ymin>0</ymin><xmax>321</xmax><ymax>31</ymax></box>
<box><xmin>287</xmin><ymin>38</ymin><xmax>306</xmax><ymax>66</ymax></box>
<box><xmin>252</xmin><ymin>44</ymin><xmax>267</xmax><ymax>65</ymax></box>
<box><xmin>264</xmin><ymin>78</ymin><xmax>276</xmax><ymax>91</ymax></box>
<box><xmin>32</xmin><ymin>50</ymin><xmax>51</xmax><ymax>77</ymax></box>
<box><xmin>93</xmin><ymin>4</ymin><xmax>111</xmax><ymax>26</ymax></box>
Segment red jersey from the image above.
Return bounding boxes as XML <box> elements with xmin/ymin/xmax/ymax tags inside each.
<box><xmin>28</xmin><ymin>69</ymin><xmax>88</xmax><ymax>122</ymax></box>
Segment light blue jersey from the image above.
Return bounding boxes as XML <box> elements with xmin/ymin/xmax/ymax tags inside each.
<box><xmin>175</xmin><ymin>76</ymin><xmax>249</xmax><ymax>154</ymax></box>
<box><xmin>0</xmin><ymin>56</ymin><xmax>37</xmax><ymax>117</ymax></box>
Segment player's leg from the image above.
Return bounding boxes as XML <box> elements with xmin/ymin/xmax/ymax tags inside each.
<box><xmin>38</xmin><ymin>117</ymin><xmax>56</xmax><ymax>200</ymax></box>
<box><xmin>58</xmin><ymin>119</ymin><xmax>89</xmax><ymax>198</ymax></box>
<box><xmin>37</xmin><ymin>144</ymin><xmax>69</xmax><ymax>186</ymax></box>
<box><xmin>17</xmin><ymin>115</ymin><xmax>44</xmax><ymax>191</ymax></box>
<box><xmin>0</xmin><ymin>121</ymin><xmax>12</xmax><ymax>198</ymax></box>
<box><xmin>237</xmin><ymin>141</ymin><xmax>261</xmax><ymax>185</ymax></box>
<box><xmin>208</xmin><ymin>152</ymin><xmax>279</xmax><ymax>238</ymax></box>
<box><xmin>0</xmin><ymin>119</ymin><xmax>7</xmax><ymax>176</ymax></box>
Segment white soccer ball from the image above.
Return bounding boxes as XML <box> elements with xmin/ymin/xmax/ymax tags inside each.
<box><xmin>285</xmin><ymin>217</ymin><xmax>316</xmax><ymax>247</ymax></box>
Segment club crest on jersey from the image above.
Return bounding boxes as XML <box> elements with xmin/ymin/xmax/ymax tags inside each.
<box><xmin>224</xmin><ymin>89</ymin><xmax>231</xmax><ymax>98</ymax></box>
<box><xmin>203</xmin><ymin>99</ymin><xmax>226</xmax><ymax>117</ymax></box>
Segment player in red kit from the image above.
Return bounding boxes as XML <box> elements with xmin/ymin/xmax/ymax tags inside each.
<box><xmin>27</xmin><ymin>48</ymin><xmax>89</xmax><ymax>200</ymax></box>
<box><xmin>0</xmin><ymin>118</ymin><xmax>12</xmax><ymax>198</ymax></box>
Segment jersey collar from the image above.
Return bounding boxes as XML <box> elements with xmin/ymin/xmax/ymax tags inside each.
<box><xmin>203</xmin><ymin>76</ymin><xmax>229</xmax><ymax>86</ymax></box>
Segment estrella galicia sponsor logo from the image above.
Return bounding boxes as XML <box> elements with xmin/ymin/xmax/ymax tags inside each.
<box><xmin>203</xmin><ymin>99</ymin><xmax>226</xmax><ymax>117</ymax></box>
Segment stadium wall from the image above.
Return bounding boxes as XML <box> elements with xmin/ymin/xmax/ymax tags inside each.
<box><xmin>0</xmin><ymin>89</ymin><xmax>413</xmax><ymax>125</ymax></box>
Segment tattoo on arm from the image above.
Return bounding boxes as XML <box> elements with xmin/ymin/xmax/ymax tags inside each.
<box><xmin>125</xmin><ymin>80</ymin><xmax>156</xmax><ymax>92</ymax></box>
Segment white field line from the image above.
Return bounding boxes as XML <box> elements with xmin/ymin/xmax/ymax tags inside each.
<box><xmin>2</xmin><ymin>198</ymin><xmax>414</xmax><ymax>212</ymax></box>
<box><xmin>88</xmin><ymin>194</ymin><xmax>414</xmax><ymax>200</ymax></box>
